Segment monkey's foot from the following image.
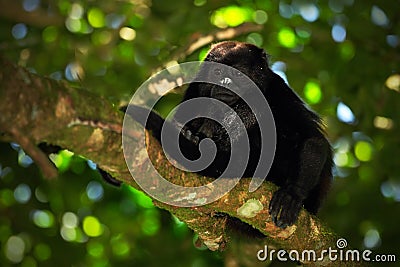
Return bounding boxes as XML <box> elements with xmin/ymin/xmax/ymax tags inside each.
<box><xmin>268</xmin><ymin>188</ymin><xmax>303</xmax><ymax>228</ymax></box>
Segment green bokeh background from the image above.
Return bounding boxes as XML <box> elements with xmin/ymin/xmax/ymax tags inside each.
<box><xmin>0</xmin><ymin>0</ymin><xmax>399</xmax><ymax>266</ymax></box>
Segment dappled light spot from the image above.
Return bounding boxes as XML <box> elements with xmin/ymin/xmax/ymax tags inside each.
<box><xmin>371</xmin><ymin>6</ymin><xmax>389</xmax><ymax>27</ymax></box>
<box><xmin>128</xmin><ymin>15</ymin><xmax>144</xmax><ymax>28</ymax></box>
<box><xmin>65</xmin><ymin>18</ymin><xmax>82</xmax><ymax>33</ymax></box>
<box><xmin>303</xmin><ymin>80</ymin><xmax>322</xmax><ymax>104</ymax></box>
<box><xmin>336</xmin><ymin>102</ymin><xmax>355</xmax><ymax>124</ymax></box>
<box><xmin>246</xmin><ymin>32</ymin><xmax>263</xmax><ymax>46</ymax></box>
<box><xmin>253</xmin><ymin>10</ymin><xmax>268</xmax><ymax>24</ymax></box>
<box><xmin>49</xmin><ymin>71</ymin><xmax>62</xmax><ymax>80</ymax></box>
<box><xmin>60</xmin><ymin>226</ymin><xmax>77</xmax><ymax>241</ymax></box>
<box><xmin>279</xmin><ymin>2</ymin><xmax>293</xmax><ymax>18</ymax></box>
<box><xmin>117</xmin><ymin>42</ymin><xmax>135</xmax><ymax>61</ymax></box>
<box><xmin>32</xmin><ymin>210</ymin><xmax>54</xmax><ymax>228</ymax></box>
<box><xmin>86</xmin><ymin>160</ymin><xmax>97</xmax><ymax>170</ymax></box>
<box><xmin>0</xmin><ymin>189</ymin><xmax>15</xmax><ymax>206</ymax></box>
<box><xmin>194</xmin><ymin>0</ymin><xmax>207</xmax><ymax>7</ymax></box>
<box><xmin>141</xmin><ymin>210</ymin><xmax>160</xmax><ymax>236</ymax></box>
<box><xmin>65</xmin><ymin>62</ymin><xmax>84</xmax><ymax>81</ymax></box>
<box><xmin>86</xmin><ymin>181</ymin><xmax>104</xmax><ymax>201</ymax></box>
<box><xmin>386</xmin><ymin>35</ymin><xmax>399</xmax><ymax>48</ymax></box>
<box><xmin>335</xmin><ymin>137</ymin><xmax>352</xmax><ymax>152</ymax></box>
<box><xmin>23</xmin><ymin>0</ymin><xmax>40</xmax><ymax>12</ymax></box>
<box><xmin>277</xmin><ymin>27</ymin><xmax>296</xmax><ymax>48</ymax></box>
<box><xmin>299</xmin><ymin>3</ymin><xmax>319</xmax><ymax>22</ymax></box>
<box><xmin>35</xmin><ymin>187</ymin><xmax>48</xmax><ymax>203</ymax></box>
<box><xmin>88</xmin><ymin>8</ymin><xmax>105</xmax><ymax>28</ymax></box>
<box><xmin>329</xmin><ymin>0</ymin><xmax>343</xmax><ymax>13</ymax></box>
<box><xmin>87</xmin><ymin>241</ymin><xmax>104</xmax><ymax>258</ymax></box>
<box><xmin>385</xmin><ymin>74</ymin><xmax>400</xmax><ymax>92</ymax></box>
<box><xmin>271</xmin><ymin>61</ymin><xmax>286</xmax><ymax>73</ymax></box>
<box><xmin>14</xmin><ymin>184</ymin><xmax>31</xmax><ymax>204</ymax></box>
<box><xmin>0</xmin><ymin>163</ymin><xmax>12</xmax><ymax>178</ymax></box>
<box><xmin>106</xmin><ymin>13</ymin><xmax>125</xmax><ymax>29</ymax></box>
<box><xmin>198</xmin><ymin>47</ymin><xmax>209</xmax><ymax>61</ymax></box>
<box><xmin>339</xmin><ymin>41</ymin><xmax>355</xmax><ymax>61</ymax></box>
<box><xmin>63</xmin><ymin>212</ymin><xmax>79</xmax><ymax>228</ymax></box>
<box><xmin>0</xmin><ymin>164</ymin><xmax>12</xmax><ymax>178</ymax></box>
<box><xmin>34</xmin><ymin>243</ymin><xmax>51</xmax><ymax>261</ymax></box>
<box><xmin>363</xmin><ymin>229</ymin><xmax>381</xmax><ymax>248</ymax></box>
<box><xmin>111</xmin><ymin>235</ymin><xmax>130</xmax><ymax>257</ymax></box>
<box><xmin>92</xmin><ymin>30</ymin><xmax>113</xmax><ymax>45</ymax></box>
<box><xmin>210</xmin><ymin>6</ymin><xmax>253</xmax><ymax>28</ymax></box>
<box><xmin>329</xmin><ymin>0</ymin><xmax>353</xmax><ymax>13</ymax></box>
<box><xmin>69</xmin><ymin>3</ymin><xmax>84</xmax><ymax>20</ymax></box>
<box><xmin>380</xmin><ymin>181</ymin><xmax>400</xmax><ymax>201</ymax></box>
<box><xmin>12</xmin><ymin>23</ymin><xmax>28</xmax><ymax>40</ymax></box>
<box><xmin>354</xmin><ymin>141</ymin><xmax>373</xmax><ymax>162</ymax></box>
<box><xmin>334</xmin><ymin>168</ymin><xmax>350</xmax><ymax>178</ymax></box>
<box><xmin>373</xmin><ymin>116</ymin><xmax>393</xmax><ymax>130</ymax></box>
<box><xmin>334</xmin><ymin>152</ymin><xmax>348</xmax><ymax>167</ymax></box>
<box><xmin>10</xmin><ymin>143</ymin><xmax>20</xmax><ymax>150</ymax></box>
<box><xmin>331</xmin><ymin>24</ymin><xmax>346</xmax><ymax>42</ymax></box>
<box><xmin>18</xmin><ymin>150</ymin><xmax>33</xmax><ymax>167</ymax></box>
<box><xmin>49</xmin><ymin>150</ymin><xmax>73</xmax><ymax>171</ymax></box>
<box><xmin>42</xmin><ymin>26</ymin><xmax>58</xmax><ymax>43</ymax></box>
<box><xmin>172</xmin><ymin>215</ymin><xmax>189</xmax><ymax>236</ymax></box>
<box><xmin>271</xmin><ymin>61</ymin><xmax>288</xmax><ymax>84</ymax></box>
<box><xmin>119</xmin><ymin>27</ymin><xmax>136</xmax><ymax>41</ymax></box>
<box><xmin>5</xmin><ymin>236</ymin><xmax>25</xmax><ymax>263</ymax></box>
<box><xmin>296</xmin><ymin>27</ymin><xmax>312</xmax><ymax>39</ymax></box>
<box><xmin>127</xmin><ymin>186</ymin><xmax>154</xmax><ymax>208</ymax></box>
<box><xmin>83</xmin><ymin>216</ymin><xmax>103</xmax><ymax>237</ymax></box>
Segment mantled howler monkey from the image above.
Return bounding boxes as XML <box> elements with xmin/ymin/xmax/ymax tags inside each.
<box><xmin>125</xmin><ymin>41</ymin><xmax>333</xmax><ymax>228</ymax></box>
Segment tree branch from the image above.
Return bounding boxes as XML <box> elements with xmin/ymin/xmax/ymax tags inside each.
<box><xmin>0</xmin><ymin>0</ymin><xmax>64</xmax><ymax>28</ymax></box>
<box><xmin>0</xmin><ymin>56</ymin><xmax>367</xmax><ymax>266</ymax></box>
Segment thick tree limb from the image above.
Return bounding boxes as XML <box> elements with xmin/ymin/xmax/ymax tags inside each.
<box><xmin>0</xmin><ymin>56</ymin><xmax>368</xmax><ymax>266</ymax></box>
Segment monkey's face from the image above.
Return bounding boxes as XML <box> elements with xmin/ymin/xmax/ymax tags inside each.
<box><xmin>208</xmin><ymin>66</ymin><xmax>244</xmax><ymax>105</ymax></box>
<box><xmin>199</xmin><ymin>41</ymin><xmax>269</xmax><ymax>106</ymax></box>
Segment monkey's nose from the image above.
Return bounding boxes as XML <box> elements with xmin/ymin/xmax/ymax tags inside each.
<box><xmin>220</xmin><ymin>77</ymin><xmax>232</xmax><ymax>86</ymax></box>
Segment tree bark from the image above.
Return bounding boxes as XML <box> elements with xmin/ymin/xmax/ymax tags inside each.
<box><xmin>0</xmin><ymin>56</ymin><xmax>368</xmax><ymax>266</ymax></box>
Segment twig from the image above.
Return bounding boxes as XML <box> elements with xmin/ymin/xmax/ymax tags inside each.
<box><xmin>9</xmin><ymin>127</ymin><xmax>58</xmax><ymax>179</ymax></box>
<box><xmin>169</xmin><ymin>23</ymin><xmax>263</xmax><ymax>64</ymax></box>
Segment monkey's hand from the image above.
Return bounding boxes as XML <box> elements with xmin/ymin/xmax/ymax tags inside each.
<box><xmin>181</xmin><ymin>127</ymin><xmax>201</xmax><ymax>146</ymax></box>
<box><xmin>268</xmin><ymin>186</ymin><xmax>304</xmax><ymax>228</ymax></box>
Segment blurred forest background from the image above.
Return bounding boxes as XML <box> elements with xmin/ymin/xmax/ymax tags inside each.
<box><xmin>0</xmin><ymin>0</ymin><xmax>399</xmax><ymax>266</ymax></box>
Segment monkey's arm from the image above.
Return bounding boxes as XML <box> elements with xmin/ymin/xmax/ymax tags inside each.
<box><xmin>123</xmin><ymin>105</ymin><xmax>201</xmax><ymax>160</ymax></box>
<box><xmin>269</xmin><ymin>136</ymin><xmax>329</xmax><ymax>228</ymax></box>
<box><xmin>122</xmin><ymin>105</ymin><xmax>165</xmax><ymax>141</ymax></box>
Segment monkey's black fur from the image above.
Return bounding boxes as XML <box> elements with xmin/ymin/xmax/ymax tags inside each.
<box><xmin>125</xmin><ymin>41</ymin><xmax>333</xmax><ymax>228</ymax></box>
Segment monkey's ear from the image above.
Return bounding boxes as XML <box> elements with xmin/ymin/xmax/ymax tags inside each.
<box><xmin>261</xmin><ymin>50</ymin><xmax>269</xmax><ymax>62</ymax></box>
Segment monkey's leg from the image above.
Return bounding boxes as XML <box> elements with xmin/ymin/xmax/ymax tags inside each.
<box><xmin>269</xmin><ymin>137</ymin><xmax>329</xmax><ymax>228</ymax></box>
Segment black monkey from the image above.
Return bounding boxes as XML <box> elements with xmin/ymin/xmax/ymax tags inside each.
<box><xmin>125</xmin><ymin>41</ymin><xmax>333</xmax><ymax>228</ymax></box>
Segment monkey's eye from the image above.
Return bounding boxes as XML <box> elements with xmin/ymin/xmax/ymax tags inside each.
<box><xmin>214</xmin><ymin>68</ymin><xmax>222</xmax><ymax>76</ymax></box>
